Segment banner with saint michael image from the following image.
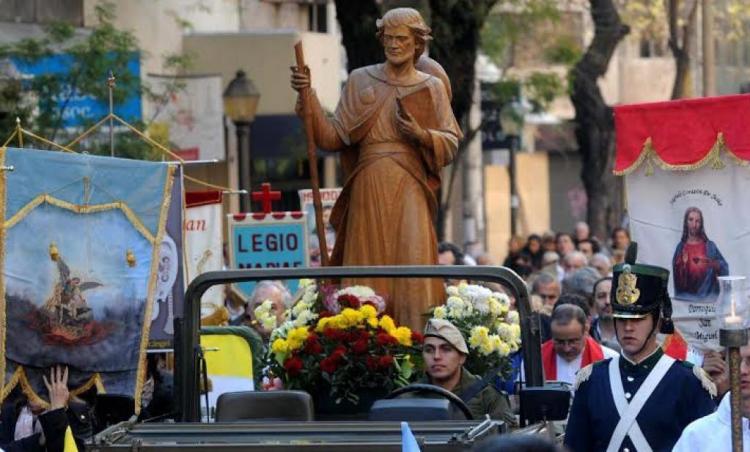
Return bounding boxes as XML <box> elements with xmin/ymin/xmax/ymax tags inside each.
<box><xmin>0</xmin><ymin>147</ymin><xmax>175</xmax><ymax>414</ymax></box>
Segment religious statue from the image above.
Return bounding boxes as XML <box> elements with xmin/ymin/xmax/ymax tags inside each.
<box><xmin>291</xmin><ymin>7</ymin><xmax>461</xmax><ymax>329</ymax></box>
<box><xmin>672</xmin><ymin>206</ymin><xmax>728</xmax><ymax>302</ymax></box>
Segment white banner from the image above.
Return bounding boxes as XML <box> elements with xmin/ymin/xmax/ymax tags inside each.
<box><xmin>185</xmin><ymin>198</ymin><xmax>225</xmax><ymax>318</ymax></box>
<box><xmin>298</xmin><ymin>188</ymin><xmax>341</xmax><ymax>267</ymax></box>
<box><xmin>627</xmin><ymin>164</ymin><xmax>750</xmax><ymax>351</ymax></box>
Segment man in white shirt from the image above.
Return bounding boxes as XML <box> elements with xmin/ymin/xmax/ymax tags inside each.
<box><xmin>673</xmin><ymin>340</ymin><xmax>750</xmax><ymax>451</ymax></box>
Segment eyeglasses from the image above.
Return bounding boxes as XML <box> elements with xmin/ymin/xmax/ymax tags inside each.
<box><xmin>552</xmin><ymin>337</ymin><xmax>584</xmax><ymax>347</ymax></box>
<box><xmin>538</xmin><ymin>294</ymin><xmax>558</xmax><ymax>300</ymax></box>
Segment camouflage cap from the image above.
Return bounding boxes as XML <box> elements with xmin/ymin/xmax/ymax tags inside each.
<box><xmin>423</xmin><ymin>319</ymin><xmax>469</xmax><ymax>354</ymax></box>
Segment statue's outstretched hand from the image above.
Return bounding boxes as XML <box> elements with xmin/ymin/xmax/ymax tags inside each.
<box><xmin>290</xmin><ymin>66</ymin><xmax>311</xmax><ymax>92</ymax></box>
<box><xmin>396</xmin><ymin>98</ymin><xmax>430</xmax><ymax>148</ymax></box>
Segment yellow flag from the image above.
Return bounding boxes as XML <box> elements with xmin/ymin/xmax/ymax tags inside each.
<box><xmin>64</xmin><ymin>426</ymin><xmax>78</xmax><ymax>452</ymax></box>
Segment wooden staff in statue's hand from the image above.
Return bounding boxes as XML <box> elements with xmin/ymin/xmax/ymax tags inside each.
<box><xmin>291</xmin><ymin>43</ymin><xmax>329</xmax><ymax>266</ymax></box>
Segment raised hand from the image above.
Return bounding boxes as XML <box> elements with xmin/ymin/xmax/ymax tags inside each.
<box><xmin>290</xmin><ymin>66</ymin><xmax>311</xmax><ymax>93</ymax></box>
<box><xmin>43</xmin><ymin>365</ymin><xmax>69</xmax><ymax>410</ymax></box>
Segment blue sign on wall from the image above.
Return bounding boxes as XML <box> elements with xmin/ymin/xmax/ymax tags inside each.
<box><xmin>229</xmin><ymin>218</ymin><xmax>309</xmax><ymax>297</ymax></box>
<box><xmin>12</xmin><ymin>52</ymin><xmax>142</xmax><ymax>128</ymax></box>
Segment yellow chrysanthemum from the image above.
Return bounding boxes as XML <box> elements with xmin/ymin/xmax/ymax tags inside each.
<box><xmin>509</xmin><ymin>324</ymin><xmax>521</xmax><ymax>343</ymax></box>
<box><xmin>391</xmin><ymin>326</ymin><xmax>413</xmax><ymax>346</ymax></box>
<box><xmin>433</xmin><ymin>306</ymin><xmax>446</xmax><ymax>319</ymax></box>
<box><xmin>468</xmin><ymin>326</ymin><xmax>489</xmax><ymax>348</ymax></box>
<box><xmin>287</xmin><ymin>326</ymin><xmax>310</xmax><ymax>351</ymax></box>
<box><xmin>359</xmin><ymin>304</ymin><xmax>377</xmax><ymax>319</ymax></box>
<box><xmin>271</xmin><ymin>338</ymin><xmax>289</xmax><ymax>355</ymax></box>
<box><xmin>315</xmin><ymin>316</ymin><xmax>332</xmax><ymax>332</ymax></box>
<box><xmin>496</xmin><ymin>340</ymin><xmax>511</xmax><ymax>357</ymax></box>
<box><xmin>367</xmin><ymin>317</ymin><xmax>379</xmax><ymax>329</ymax></box>
<box><xmin>379</xmin><ymin>315</ymin><xmax>396</xmax><ymax>333</ymax></box>
<box><xmin>341</xmin><ymin>308</ymin><xmax>364</xmax><ymax>327</ymax></box>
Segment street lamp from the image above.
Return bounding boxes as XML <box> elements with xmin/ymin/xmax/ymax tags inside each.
<box><xmin>223</xmin><ymin>70</ymin><xmax>260</xmax><ymax>212</ymax></box>
<box><xmin>499</xmin><ymin>99</ymin><xmax>528</xmax><ymax>236</ymax></box>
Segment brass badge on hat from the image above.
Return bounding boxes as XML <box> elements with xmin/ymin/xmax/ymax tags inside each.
<box><xmin>616</xmin><ymin>265</ymin><xmax>640</xmax><ymax>305</ymax></box>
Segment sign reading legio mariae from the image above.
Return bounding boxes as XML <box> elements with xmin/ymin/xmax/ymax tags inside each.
<box><xmin>227</xmin><ymin>212</ymin><xmax>309</xmax><ymax>297</ymax></box>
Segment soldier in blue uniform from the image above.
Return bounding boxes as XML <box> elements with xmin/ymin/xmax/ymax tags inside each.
<box><xmin>564</xmin><ymin>249</ymin><xmax>716</xmax><ymax>452</ymax></box>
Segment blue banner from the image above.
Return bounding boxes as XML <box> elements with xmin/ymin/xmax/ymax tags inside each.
<box><xmin>1</xmin><ymin>147</ymin><xmax>172</xmax><ymax>413</ymax></box>
<box><xmin>12</xmin><ymin>52</ymin><xmax>142</xmax><ymax>127</ymax></box>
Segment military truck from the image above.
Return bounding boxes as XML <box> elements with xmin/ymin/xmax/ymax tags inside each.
<box><xmin>90</xmin><ymin>265</ymin><xmax>567</xmax><ymax>451</ymax></box>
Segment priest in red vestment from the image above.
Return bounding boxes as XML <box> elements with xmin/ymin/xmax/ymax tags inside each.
<box><xmin>541</xmin><ymin>304</ymin><xmax>615</xmax><ymax>385</ymax></box>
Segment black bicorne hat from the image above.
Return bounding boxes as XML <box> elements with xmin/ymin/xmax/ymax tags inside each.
<box><xmin>611</xmin><ymin>242</ymin><xmax>674</xmax><ymax>334</ymax></box>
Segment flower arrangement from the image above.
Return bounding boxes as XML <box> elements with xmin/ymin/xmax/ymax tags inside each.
<box><xmin>267</xmin><ymin>280</ymin><xmax>422</xmax><ymax>405</ymax></box>
<box><xmin>431</xmin><ymin>283</ymin><xmax>521</xmax><ymax>377</ymax></box>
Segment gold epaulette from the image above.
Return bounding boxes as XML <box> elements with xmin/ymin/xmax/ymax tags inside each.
<box><xmin>575</xmin><ymin>363</ymin><xmax>594</xmax><ymax>390</ymax></box>
<box><xmin>693</xmin><ymin>365</ymin><xmax>717</xmax><ymax>398</ymax></box>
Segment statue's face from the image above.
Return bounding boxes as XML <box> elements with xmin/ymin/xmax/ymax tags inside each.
<box><xmin>382</xmin><ymin>24</ymin><xmax>416</xmax><ymax>66</ymax></box>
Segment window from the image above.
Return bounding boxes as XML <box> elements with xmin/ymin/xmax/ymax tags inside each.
<box><xmin>308</xmin><ymin>3</ymin><xmax>328</xmax><ymax>33</ymax></box>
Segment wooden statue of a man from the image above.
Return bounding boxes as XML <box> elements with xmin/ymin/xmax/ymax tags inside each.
<box><xmin>290</xmin><ymin>7</ymin><xmax>460</xmax><ymax>330</ymax></box>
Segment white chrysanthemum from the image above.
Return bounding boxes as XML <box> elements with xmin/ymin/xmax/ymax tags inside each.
<box><xmin>291</xmin><ymin>300</ymin><xmax>310</xmax><ymax>317</ymax></box>
<box><xmin>496</xmin><ymin>323</ymin><xmax>513</xmax><ymax>343</ymax></box>
<box><xmin>446</xmin><ymin>285</ymin><xmax>460</xmax><ymax>297</ymax></box>
<box><xmin>261</xmin><ymin>316</ymin><xmax>277</xmax><ymax>330</ymax></box>
<box><xmin>433</xmin><ymin>306</ymin><xmax>447</xmax><ymax>319</ymax></box>
<box><xmin>473</xmin><ymin>296</ymin><xmax>489</xmax><ymax>314</ymax></box>
<box><xmin>338</xmin><ymin>285</ymin><xmax>375</xmax><ymax>298</ymax></box>
<box><xmin>293</xmin><ymin>310</ymin><xmax>318</xmax><ymax>327</ymax></box>
<box><xmin>446</xmin><ymin>296</ymin><xmax>466</xmax><ymax>311</ymax></box>
<box><xmin>270</xmin><ymin>321</ymin><xmax>293</xmax><ymax>342</ymax></box>
<box><xmin>507</xmin><ymin>311</ymin><xmax>520</xmax><ymax>325</ymax></box>
<box><xmin>495</xmin><ymin>292</ymin><xmax>511</xmax><ymax>308</ymax></box>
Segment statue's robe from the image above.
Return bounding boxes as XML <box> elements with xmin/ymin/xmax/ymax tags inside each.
<box><xmin>308</xmin><ymin>63</ymin><xmax>460</xmax><ymax>330</ymax></box>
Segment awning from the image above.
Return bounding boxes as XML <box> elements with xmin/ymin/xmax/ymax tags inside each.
<box><xmin>614</xmin><ymin>94</ymin><xmax>750</xmax><ymax>175</ymax></box>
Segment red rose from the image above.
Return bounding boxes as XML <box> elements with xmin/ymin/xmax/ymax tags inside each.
<box><xmin>366</xmin><ymin>356</ymin><xmax>380</xmax><ymax>371</ymax></box>
<box><xmin>320</xmin><ymin>357</ymin><xmax>338</xmax><ymax>373</ymax></box>
<box><xmin>283</xmin><ymin>356</ymin><xmax>304</xmax><ymax>376</ymax></box>
<box><xmin>331</xmin><ymin>346</ymin><xmax>347</xmax><ymax>361</ymax></box>
<box><xmin>376</xmin><ymin>332</ymin><xmax>397</xmax><ymax>346</ymax></box>
<box><xmin>323</xmin><ymin>328</ymin><xmax>342</xmax><ymax>340</ymax></box>
<box><xmin>304</xmin><ymin>337</ymin><xmax>323</xmax><ymax>354</ymax></box>
<box><xmin>352</xmin><ymin>338</ymin><xmax>369</xmax><ymax>354</ymax></box>
<box><xmin>378</xmin><ymin>355</ymin><xmax>394</xmax><ymax>369</ymax></box>
<box><xmin>411</xmin><ymin>331</ymin><xmax>424</xmax><ymax>344</ymax></box>
<box><xmin>338</xmin><ymin>293</ymin><xmax>361</xmax><ymax>309</ymax></box>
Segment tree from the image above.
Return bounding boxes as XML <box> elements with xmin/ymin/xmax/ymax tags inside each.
<box><xmin>0</xmin><ymin>1</ymin><xmax>192</xmax><ymax>158</ymax></box>
<box><xmin>619</xmin><ymin>0</ymin><xmax>750</xmax><ymax>99</ymax></box>
<box><xmin>571</xmin><ymin>0</ymin><xmax>629</xmax><ymax>239</ymax></box>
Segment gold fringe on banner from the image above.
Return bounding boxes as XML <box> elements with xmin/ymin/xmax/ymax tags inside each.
<box><xmin>614</xmin><ymin>132</ymin><xmax>748</xmax><ymax>175</ymax></box>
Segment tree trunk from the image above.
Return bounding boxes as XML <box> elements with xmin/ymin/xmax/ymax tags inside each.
<box><xmin>667</xmin><ymin>0</ymin><xmax>699</xmax><ymax>99</ymax></box>
<box><xmin>428</xmin><ymin>0</ymin><xmax>498</xmax><ymax>241</ymax></box>
<box><xmin>333</xmin><ymin>0</ymin><xmax>383</xmax><ymax>71</ymax></box>
<box><xmin>570</xmin><ymin>0</ymin><xmax>629</xmax><ymax>240</ymax></box>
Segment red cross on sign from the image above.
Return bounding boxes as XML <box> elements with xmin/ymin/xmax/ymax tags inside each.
<box><xmin>251</xmin><ymin>183</ymin><xmax>282</xmax><ymax>214</ymax></box>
